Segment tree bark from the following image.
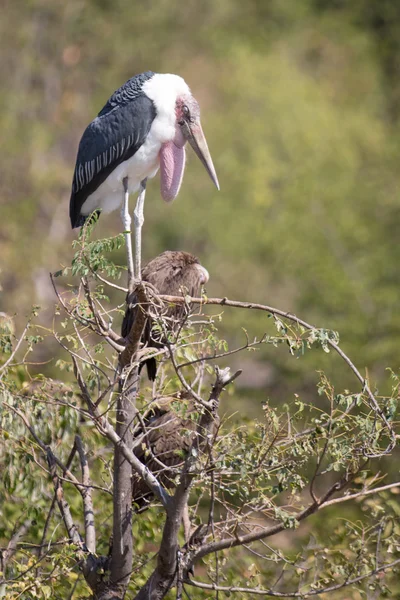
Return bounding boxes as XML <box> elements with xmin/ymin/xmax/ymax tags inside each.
<box><xmin>104</xmin><ymin>284</ymin><xmax>148</xmax><ymax>597</ymax></box>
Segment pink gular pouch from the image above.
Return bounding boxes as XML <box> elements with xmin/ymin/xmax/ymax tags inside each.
<box><xmin>159</xmin><ymin>140</ymin><xmax>186</xmax><ymax>202</ymax></box>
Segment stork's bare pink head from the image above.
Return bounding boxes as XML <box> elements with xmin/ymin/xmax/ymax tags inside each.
<box><xmin>159</xmin><ymin>93</ymin><xmax>219</xmax><ymax>202</ymax></box>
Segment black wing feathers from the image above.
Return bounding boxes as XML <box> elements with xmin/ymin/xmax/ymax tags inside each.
<box><xmin>69</xmin><ymin>72</ymin><xmax>156</xmax><ymax>228</ymax></box>
<box><xmin>98</xmin><ymin>71</ymin><xmax>154</xmax><ymax>116</ymax></box>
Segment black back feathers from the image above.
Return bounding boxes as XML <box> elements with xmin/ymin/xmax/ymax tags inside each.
<box><xmin>69</xmin><ymin>71</ymin><xmax>156</xmax><ymax>228</ymax></box>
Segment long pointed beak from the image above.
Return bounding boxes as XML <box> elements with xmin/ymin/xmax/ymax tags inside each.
<box><xmin>195</xmin><ymin>264</ymin><xmax>209</xmax><ymax>285</ymax></box>
<box><xmin>183</xmin><ymin>121</ymin><xmax>220</xmax><ymax>190</ymax></box>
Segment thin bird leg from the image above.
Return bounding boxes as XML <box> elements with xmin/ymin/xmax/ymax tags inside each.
<box><xmin>133</xmin><ymin>178</ymin><xmax>147</xmax><ymax>283</ymax></box>
<box><xmin>121</xmin><ymin>176</ymin><xmax>134</xmax><ymax>290</ymax></box>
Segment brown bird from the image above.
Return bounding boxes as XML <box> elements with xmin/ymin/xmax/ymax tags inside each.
<box><xmin>121</xmin><ymin>250</ymin><xmax>209</xmax><ymax>380</ymax></box>
<box><xmin>131</xmin><ymin>392</ymin><xmax>219</xmax><ymax>513</ymax></box>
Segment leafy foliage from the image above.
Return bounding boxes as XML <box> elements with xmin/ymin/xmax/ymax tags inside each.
<box><xmin>3</xmin><ymin>3</ymin><xmax>400</xmax><ymax>597</ymax></box>
<box><xmin>0</xmin><ymin>227</ymin><xmax>400</xmax><ymax>598</ymax></box>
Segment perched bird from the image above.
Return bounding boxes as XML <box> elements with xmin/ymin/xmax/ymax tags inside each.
<box><xmin>121</xmin><ymin>250</ymin><xmax>209</xmax><ymax>380</ymax></box>
<box><xmin>131</xmin><ymin>391</ymin><xmax>219</xmax><ymax>512</ymax></box>
<box><xmin>69</xmin><ymin>71</ymin><xmax>219</xmax><ymax>228</ymax></box>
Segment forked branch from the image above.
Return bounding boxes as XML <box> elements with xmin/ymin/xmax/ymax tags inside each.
<box><xmin>135</xmin><ymin>366</ymin><xmax>241</xmax><ymax>600</ymax></box>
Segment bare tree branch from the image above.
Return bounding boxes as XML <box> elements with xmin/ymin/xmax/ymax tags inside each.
<box><xmin>47</xmin><ymin>442</ymin><xmax>102</xmax><ymax>592</ymax></box>
<box><xmin>4</xmin><ymin>404</ymin><xmax>83</xmax><ymax>491</ymax></box>
<box><xmin>92</xmin><ymin>271</ymin><xmax>128</xmax><ymax>292</ymax></box>
<box><xmin>50</xmin><ymin>272</ymin><xmax>124</xmax><ymax>349</ymax></box>
<box><xmin>185</xmin><ymin>556</ymin><xmax>400</xmax><ymax>597</ymax></box>
<box><xmin>158</xmin><ymin>294</ymin><xmax>395</xmax><ymax>455</ymax></box>
<box><xmin>119</xmin><ymin>282</ymin><xmax>148</xmax><ymax>368</ymax></box>
<box><xmin>322</xmin><ymin>480</ymin><xmax>400</xmax><ymax>507</ymax></box>
<box><xmin>71</xmin><ymin>356</ymin><xmax>170</xmax><ymax>508</ymax></box>
<box><xmin>190</xmin><ymin>475</ymin><xmax>351</xmax><ymax>563</ymax></box>
<box><xmin>37</xmin><ymin>443</ymin><xmax>78</xmax><ymax>569</ymax></box>
<box><xmin>108</xmin><ymin>281</ymin><xmax>150</xmax><ymax>594</ymax></box>
<box><xmin>47</xmin><ymin>451</ymin><xmax>83</xmax><ymax>550</ymax></box>
<box><xmin>3</xmin><ymin>403</ymin><xmax>106</xmax><ymax>592</ymax></box>
<box><xmin>0</xmin><ymin>519</ymin><xmax>33</xmax><ymax>576</ymax></box>
<box><xmin>0</xmin><ymin>317</ymin><xmax>33</xmax><ymax>377</ymax></box>
<box><xmin>75</xmin><ymin>435</ymin><xmax>96</xmax><ymax>553</ymax></box>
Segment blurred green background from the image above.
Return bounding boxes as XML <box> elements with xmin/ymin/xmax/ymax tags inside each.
<box><xmin>2</xmin><ymin>0</ymin><xmax>400</xmax><ymax>405</ymax></box>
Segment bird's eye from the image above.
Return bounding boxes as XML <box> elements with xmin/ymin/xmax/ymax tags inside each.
<box><xmin>178</xmin><ymin>104</ymin><xmax>193</xmax><ymax>126</ymax></box>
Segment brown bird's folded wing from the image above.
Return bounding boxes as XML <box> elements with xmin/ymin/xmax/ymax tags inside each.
<box><xmin>132</xmin><ymin>406</ymin><xmax>196</xmax><ymax>509</ymax></box>
<box><xmin>132</xmin><ymin>394</ymin><xmax>219</xmax><ymax>510</ymax></box>
<box><xmin>121</xmin><ymin>251</ymin><xmax>207</xmax><ymax>380</ymax></box>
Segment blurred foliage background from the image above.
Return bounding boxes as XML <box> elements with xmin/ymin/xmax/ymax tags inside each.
<box><xmin>2</xmin><ymin>2</ymin><xmax>400</xmax><ymax>597</ymax></box>
<box><xmin>2</xmin><ymin>0</ymin><xmax>400</xmax><ymax>405</ymax></box>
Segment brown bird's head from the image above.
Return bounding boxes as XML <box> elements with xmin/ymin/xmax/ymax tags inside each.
<box><xmin>141</xmin><ymin>250</ymin><xmax>209</xmax><ymax>297</ymax></box>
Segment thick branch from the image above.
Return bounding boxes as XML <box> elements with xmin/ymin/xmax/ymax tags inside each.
<box><xmin>75</xmin><ymin>435</ymin><xmax>96</xmax><ymax>553</ymax></box>
<box><xmin>110</xmin><ymin>281</ymin><xmax>151</xmax><ymax>594</ymax></box>
<box><xmin>109</xmin><ymin>375</ymin><xmax>137</xmax><ymax>591</ymax></box>
<box><xmin>120</xmin><ymin>283</ymin><xmax>148</xmax><ymax>368</ymax></box>
<box><xmin>135</xmin><ymin>367</ymin><xmax>241</xmax><ymax>600</ymax></box>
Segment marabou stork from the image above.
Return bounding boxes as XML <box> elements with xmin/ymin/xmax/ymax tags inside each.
<box><xmin>121</xmin><ymin>250</ymin><xmax>209</xmax><ymax>380</ymax></box>
<box><xmin>69</xmin><ymin>71</ymin><xmax>219</xmax><ymax>279</ymax></box>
